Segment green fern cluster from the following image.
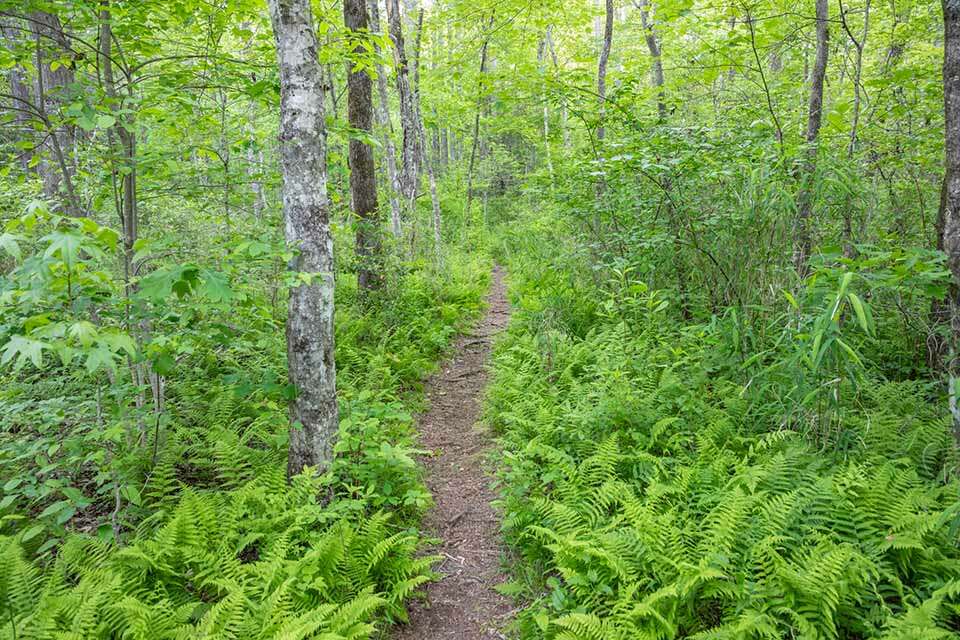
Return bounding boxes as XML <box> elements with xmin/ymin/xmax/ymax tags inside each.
<box><xmin>0</xmin><ymin>470</ymin><xmax>433</xmax><ymax>639</ymax></box>
<box><xmin>488</xmin><ymin>282</ymin><xmax>960</xmax><ymax>639</ymax></box>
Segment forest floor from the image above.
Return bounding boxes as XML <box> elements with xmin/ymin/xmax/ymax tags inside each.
<box><xmin>394</xmin><ymin>265</ymin><xmax>514</xmax><ymax>639</ymax></box>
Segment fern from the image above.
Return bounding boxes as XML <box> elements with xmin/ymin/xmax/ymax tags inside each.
<box><xmin>489</xmin><ymin>285</ymin><xmax>960</xmax><ymax>639</ymax></box>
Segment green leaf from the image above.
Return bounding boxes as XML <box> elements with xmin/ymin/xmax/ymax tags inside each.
<box><xmin>847</xmin><ymin>293</ymin><xmax>873</xmax><ymax>336</ymax></box>
<box><xmin>152</xmin><ymin>352</ymin><xmax>176</xmax><ymax>376</ymax></box>
<box><xmin>55</xmin><ymin>506</ymin><xmax>75</xmax><ymax>525</ymax></box>
<box><xmin>85</xmin><ymin>346</ymin><xmax>117</xmax><ymax>374</ymax></box>
<box><xmin>100</xmin><ymin>330</ymin><xmax>137</xmax><ymax>357</ymax></box>
<box><xmin>0</xmin><ymin>232</ymin><xmax>22</xmax><ymax>260</ymax></box>
<box><xmin>122</xmin><ymin>485</ymin><xmax>142</xmax><ymax>506</ymax></box>
<box><xmin>75</xmin><ymin>114</ymin><xmax>97</xmax><ymax>131</ymax></box>
<box><xmin>43</xmin><ymin>231</ymin><xmax>83</xmax><ymax>270</ymax></box>
<box><xmin>38</xmin><ymin>499</ymin><xmax>70</xmax><ymax>519</ymax></box>
<box><xmin>36</xmin><ymin>537</ymin><xmax>60</xmax><ymax>554</ymax></box>
<box><xmin>137</xmin><ymin>265</ymin><xmax>200</xmax><ymax>302</ymax></box>
<box><xmin>21</xmin><ymin>525</ymin><xmax>44</xmax><ymax>543</ymax></box>
<box><xmin>96</xmin><ymin>113</ymin><xmax>116</xmax><ymax>128</ymax></box>
<box><xmin>1</xmin><ymin>335</ymin><xmax>47</xmax><ymax>370</ymax></box>
<box><xmin>61</xmin><ymin>487</ymin><xmax>86</xmax><ymax>504</ymax></box>
<box><xmin>837</xmin><ymin>272</ymin><xmax>854</xmax><ymax>298</ymax></box>
<box><xmin>96</xmin><ymin>226</ymin><xmax>120</xmax><ymax>251</ymax></box>
<box><xmin>54</xmin><ymin>345</ymin><xmax>76</xmax><ymax>367</ymax></box>
<box><xmin>69</xmin><ymin>321</ymin><xmax>99</xmax><ymax>347</ymax></box>
<box><xmin>835</xmin><ymin>338</ymin><xmax>863</xmax><ymax>367</ymax></box>
<box><xmin>782</xmin><ymin>290</ymin><xmax>798</xmax><ymax>310</ymax></box>
<box><xmin>534</xmin><ymin>611</ymin><xmax>550</xmax><ymax>632</ymax></box>
<box><xmin>199</xmin><ymin>268</ymin><xmax>234</xmax><ymax>302</ymax></box>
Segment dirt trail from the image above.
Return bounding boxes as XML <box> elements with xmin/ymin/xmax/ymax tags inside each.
<box><xmin>394</xmin><ymin>265</ymin><xmax>513</xmax><ymax>640</ymax></box>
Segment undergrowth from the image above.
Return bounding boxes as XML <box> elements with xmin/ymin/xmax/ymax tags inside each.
<box><xmin>486</xmin><ymin>208</ymin><xmax>960</xmax><ymax>639</ymax></box>
<box><xmin>0</xmin><ymin>247</ymin><xmax>490</xmax><ymax>638</ymax></box>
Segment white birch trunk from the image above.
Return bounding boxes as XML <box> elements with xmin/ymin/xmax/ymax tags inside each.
<box><xmin>267</xmin><ymin>0</ymin><xmax>339</xmax><ymax>477</ymax></box>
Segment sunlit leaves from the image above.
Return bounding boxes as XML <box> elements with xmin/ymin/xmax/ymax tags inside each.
<box><xmin>67</xmin><ymin>320</ymin><xmax>97</xmax><ymax>347</ymax></box>
<box><xmin>135</xmin><ymin>264</ymin><xmax>235</xmax><ymax>303</ymax></box>
<box><xmin>136</xmin><ymin>264</ymin><xmax>201</xmax><ymax>301</ymax></box>
<box><xmin>42</xmin><ymin>231</ymin><xmax>85</xmax><ymax>270</ymax></box>
<box><xmin>0</xmin><ymin>233</ymin><xmax>22</xmax><ymax>260</ymax></box>
<box><xmin>1</xmin><ymin>335</ymin><xmax>46</xmax><ymax>370</ymax></box>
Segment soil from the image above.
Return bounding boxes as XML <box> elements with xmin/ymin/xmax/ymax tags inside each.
<box><xmin>393</xmin><ymin>265</ymin><xmax>514</xmax><ymax>640</ymax></box>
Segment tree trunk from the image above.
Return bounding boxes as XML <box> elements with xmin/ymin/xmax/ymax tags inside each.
<box><xmin>101</xmin><ymin>4</ymin><xmax>157</xmax><ymax>442</ymax></box>
<box><xmin>248</xmin><ymin>129</ymin><xmax>266</xmax><ymax>221</ymax></box>
<box><xmin>938</xmin><ymin>0</ymin><xmax>960</xmax><ymax>444</ymax></box>
<box><xmin>387</xmin><ymin>0</ymin><xmax>419</xmax><ymax>203</ymax></box>
<box><xmin>369</xmin><ymin>0</ymin><xmax>403</xmax><ymax>238</ymax></box>
<box><xmin>635</xmin><ymin>0</ymin><xmax>666</xmax><ymax>122</ymax></box>
<box><xmin>538</xmin><ymin>29</ymin><xmax>555</xmax><ymax>190</ymax></box>
<box><xmin>0</xmin><ymin>18</ymin><xmax>36</xmax><ymax>175</ymax></box>
<box><xmin>30</xmin><ymin>10</ymin><xmax>80</xmax><ymax>215</ymax></box>
<box><xmin>544</xmin><ymin>28</ymin><xmax>570</xmax><ymax>150</ymax></box>
<box><xmin>596</xmin><ymin>0</ymin><xmax>614</xmax><ymax>145</ymax></box>
<box><xmin>792</xmin><ymin>0</ymin><xmax>829</xmax><ymax>276</ymax></box>
<box><xmin>344</xmin><ymin>0</ymin><xmax>383</xmax><ymax>293</ymax></box>
<box><xmin>440</xmin><ymin>128</ymin><xmax>449</xmax><ymax>168</ymax></box>
<box><xmin>423</xmin><ymin>125</ymin><xmax>443</xmax><ymax>266</ymax></box>
<box><xmin>99</xmin><ymin>7</ymin><xmax>136</xmax><ymax>283</ymax></box>
<box><xmin>408</xmin><ymin>5</ymin><xmax>443</xmax><ymax>265</ymax></box>
<box><xmin>411</xmin><ymin>5</ymin><xmax>425</xmax><ymax>171</ymax></box>
<box><xmin>842</xmin><ymin>0</ymin><xmax>870</xmax><ymax>157</ymax></box>
<box><xmin>267</xmin><ymin>0</ymin><xmax>339</xmax><ymax>478</ymax></box>
<box><xmin>465</xmin><ymin>13</ymin><xmax>495</xmax><ymax>226</ymax></box>
<box><xmin>840</xmin><ymin>0</ymin><xmax>871</xmax><ymax>259</ymax></box>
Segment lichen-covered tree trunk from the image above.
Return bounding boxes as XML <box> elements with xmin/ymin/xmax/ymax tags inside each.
<box><xmin>792</xmin><ymin>0</ymin><xmax>829</xmax><ymax>276</ymax></box>
<box><xmin>386</xmin><ymin>0</ymin><xmax>419</xmax><ymax>204</ymax></box>
<box><xmin>411</xmin><ymin>5</ymin><xmax>425</xmax><ymax>161</ymax></box>
<box><xmin>344</xmin><ymin>0</ymin><xmax>383</xmax><ymax>292</ymax></box>
<box><xmin>267</xmin><ymin>0</ymin><xmax>339</xmax><ymax>478</ymax></box>
<box><xmin>939</xmin><ymin>0</ymin><xmax>960</xmax><ymax>443</ymax></box>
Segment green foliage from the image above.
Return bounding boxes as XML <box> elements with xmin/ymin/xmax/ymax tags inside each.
<box><xmin>0</xmin><ymin>0</ymin><xmax>955</xmax><ymax>637</ymax></box>
<box><xmin>487</xmin><ymin>246</ymin><xmax>960</xmax><ymax>639</ymax></box>
<box><xmin>0</xmin><ymin>201</ymin><xmax>489</xmax><ymax>636</ymax></box>
<box><xmin>0</xmin><ymin>478</ymin><xmax>430</xmax><ymax>639</ymax></box>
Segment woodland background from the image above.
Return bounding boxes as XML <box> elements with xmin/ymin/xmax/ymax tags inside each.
<box><xmin>0</xmin><ymin>0</ymin><xmax>959</xmax><ymax>638</ymax></box>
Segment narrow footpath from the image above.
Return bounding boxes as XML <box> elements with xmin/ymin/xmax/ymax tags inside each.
<box><xmin>395</xmin><ymin>265</ymin><xmax>513</xmax><ymax>639</ymax></box>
